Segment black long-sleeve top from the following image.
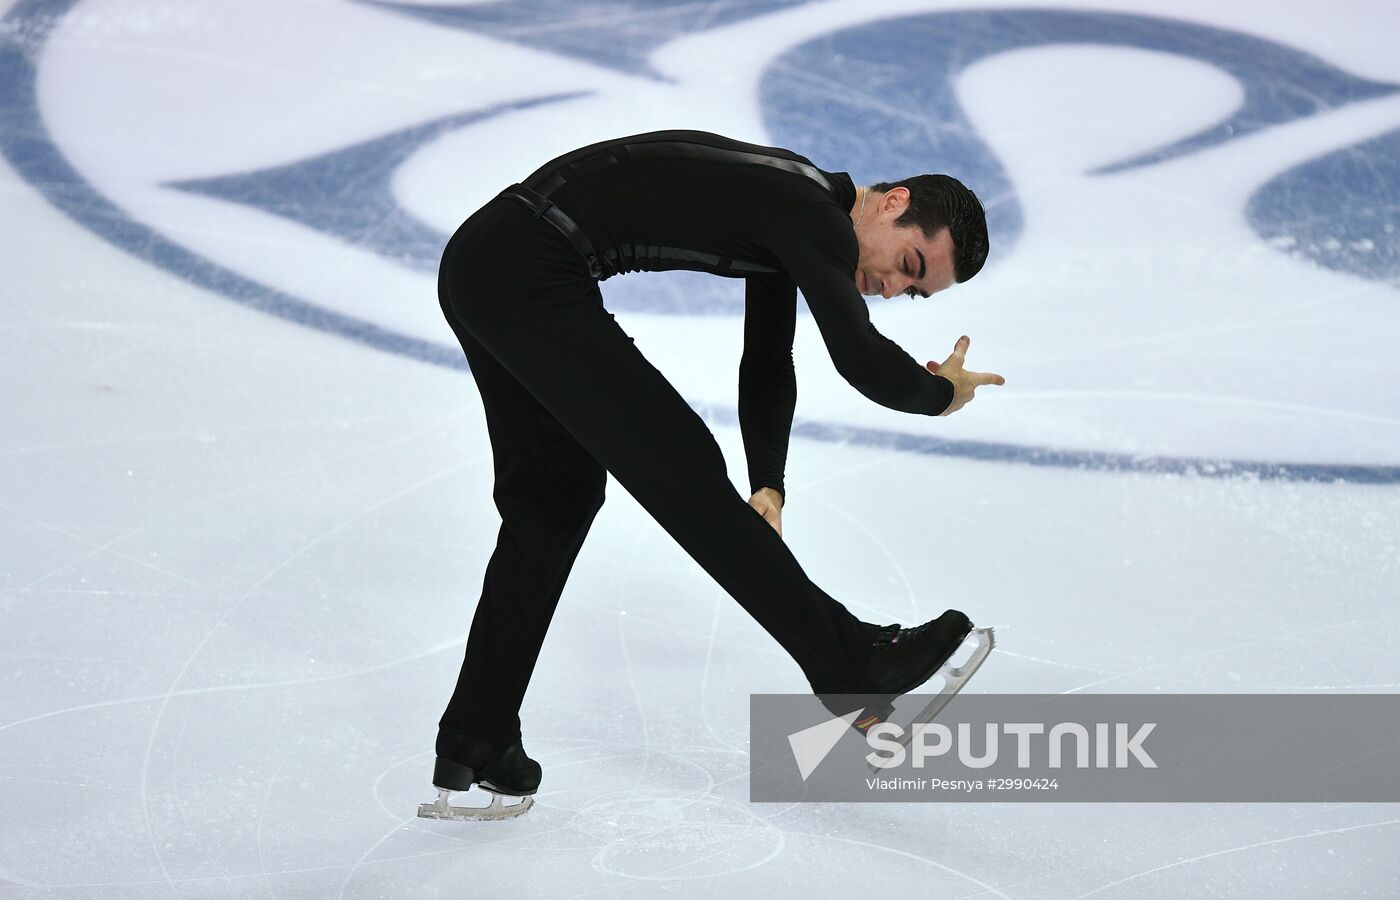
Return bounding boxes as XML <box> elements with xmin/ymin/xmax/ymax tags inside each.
<box><xmin>521</xmin><ymin>130</ymin><xmax>955</xmax><ymax>499</ymax></box>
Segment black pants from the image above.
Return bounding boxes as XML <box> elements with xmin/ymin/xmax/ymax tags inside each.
<box><xmin>437</xmin><ymin>193</ymin><xmax>872</xmax><ymax>744</ymax></box>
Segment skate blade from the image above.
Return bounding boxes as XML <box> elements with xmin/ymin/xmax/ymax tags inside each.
<box><xmin>894</xmin><ymin>626</ymin><xmax>996</xmax><ymax>750</ymax></box>
<box><xmin>416</xmin><ymin>787</ymin><xmax>534</xmax><ymax>821</ymax></box>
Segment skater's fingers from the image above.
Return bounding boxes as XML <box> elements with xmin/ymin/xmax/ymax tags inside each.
<box><xmin>939</xmin><ymin>336</ymin><xmax>970</xmax><ymax>372</ymax></box>
<box><xmin>925</xmin><ymin>359</ymin><xmax>941</xmax><ymax>373</ymax></box>
<box><xmin>970</xmin><ymin>369</ymin><xmax>1006</xmax><ymax>387</ymax></box>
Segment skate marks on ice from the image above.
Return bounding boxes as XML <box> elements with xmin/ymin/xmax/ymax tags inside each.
<box><xmin>802</xmin><ymin>476</ymin><xmax>923</xmax><ymax>621</ymax></box>
<box><xmin>1071</xmin><ymin>815</ymin><xmax>1400</xmax><ymax>899</ymax></box>
<box><xmin>569</xmin><ymin>790</ymin><xmax>782</xmax><ymax>884</ymax></box>
<box><xmin>780</xmin><ymin>831</ymin><xmax>1014</xmax><ymax>900</ymax></box>
<box><xmin>541</xmin><ymin>743</ymin><xmax>781</xmax><ymax>884</ymax></box>
<box><xmin>130</xmin><ymin>455</ymin><xmax>489</xmax><ymax>890</ymax></box>
<box><xmin>361</xmin><ymin>741</ymin><xmax>784</xmax><ymax>891</ymax></box>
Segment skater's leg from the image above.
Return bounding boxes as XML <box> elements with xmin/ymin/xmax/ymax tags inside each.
<box><xmin>438</xmin><ymin>297</ymin><xmax>606</xmax><ymax>745</ymax></box>
<box><xmin>443</xmin><ymin>264</ymin><xmax>873</xmax><ymax>693</ymax></box>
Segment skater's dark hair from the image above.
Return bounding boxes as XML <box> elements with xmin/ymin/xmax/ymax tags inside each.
<box><xmin>868</xmin><ymin>174</ymin><xmax>988</xmax><ymax>283</ymax></box>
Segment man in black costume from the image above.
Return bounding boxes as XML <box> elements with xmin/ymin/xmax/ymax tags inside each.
<box><xmin>426</xmin><ymin>130</ymin><xmax>1003</xmax><ymax>817</ymax></box>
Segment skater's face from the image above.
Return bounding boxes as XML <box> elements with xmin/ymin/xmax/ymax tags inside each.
<box><xmin>852</xmin><ymin>187</ymin><xmax>958</xmax><ymax>300</ymax></box>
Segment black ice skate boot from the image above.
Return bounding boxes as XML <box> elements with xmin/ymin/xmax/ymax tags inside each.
<box><xmin>419</xmin><ymin>728</ymin><xmax>541</xmax><ymax>821</ymax></box>
<box><xmin>828</xmin><ymin>610</ymin><xmax>994</xmax><ymax>738</ymax></box>
<box><xmin>864</xmin><ymin>609</ymin><xmax>974</xmax><ymax>695</ymax></box>
<box><xmin>430</xmin><ymin>726</ymin><xmax>492</xmax><ymax>792</ymax></box>
<box><xmin>475</xmin><ymin>739</ymin><xmax>542</xmax><ymax>797</ymax></box>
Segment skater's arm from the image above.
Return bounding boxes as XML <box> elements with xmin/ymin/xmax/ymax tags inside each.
<box><xmin>768</xmin><ymin>206</ymin><xmax>954</xmax><ymax>416</ymax></box>
<box><xmin>739</xmin><ymin>273</ymin><xmax>798</xmax><ymax>502</ymax></box>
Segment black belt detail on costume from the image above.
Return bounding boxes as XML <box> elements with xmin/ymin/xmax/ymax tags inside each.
<box><xmin>530</xmin><ymin>141</ymin><xmax>834</xmax><ymax>199</ymax></box>
<box><xmin>606</xmin><ymin>243</ymin><xmax>778</xmax><ymax>275</ymax></box>
<box><xmin>503</xmin><ymin>183</ymin><xmax>780</xmax><ymax>278</ymax></box>
<box><xmin>502</xmin><ymin>184</ymin><xmax>604</xmax><ymax>279</ymax></box>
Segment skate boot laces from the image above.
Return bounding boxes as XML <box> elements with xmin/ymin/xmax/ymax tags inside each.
<box><xmin>873</xmin><ymin>621</ymin><xmax>929</xmax><ymax>648</ymax></box>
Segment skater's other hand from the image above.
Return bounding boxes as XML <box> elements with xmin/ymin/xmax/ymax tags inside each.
<box><xmin>748</xmin><ymin>487</ymin><xmax>783</xmax><ymax>537</ymax></box>
<box><xmin>928</xmin><ymin>335</ymin><xmax>1004</xmax><ymax>416</ymax></box>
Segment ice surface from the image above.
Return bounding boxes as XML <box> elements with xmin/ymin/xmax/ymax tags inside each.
<box><xmin>2</xmin><ymin>0</ymin><xmax>1398</xmax><ymax>897</ymax></box>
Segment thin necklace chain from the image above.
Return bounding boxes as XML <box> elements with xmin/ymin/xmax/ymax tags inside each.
<box><xmin>853</xmin><ymin>187</ymin><xmax>868</xmax><ymax>229</ymax></box>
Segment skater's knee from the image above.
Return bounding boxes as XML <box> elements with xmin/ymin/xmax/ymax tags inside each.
<box><xmin>566</xmin><ymin>467</ymin><xmax>607</xmax><ymax>525</ymax></box>
<box><xmin>495</xmin><ymin>464</ymin><xmax>605</xmax><ymax>537</ymax></box>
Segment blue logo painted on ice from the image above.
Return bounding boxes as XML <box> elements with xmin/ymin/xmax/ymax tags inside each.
<box><xmin>3</xmin><ymin>0</ymin><xmax>1398</xmax><ymax>481</ymax></box>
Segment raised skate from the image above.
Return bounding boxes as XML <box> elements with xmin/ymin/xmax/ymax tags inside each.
<box><xmin>890</xmin><ymin>624</ymin><xmax>995</xmax><ymax>749</ymax></box>
<box><xmin>845</xmin><ymin>610</ymin><xmax>996</xmax><ymax>743</ymax></box>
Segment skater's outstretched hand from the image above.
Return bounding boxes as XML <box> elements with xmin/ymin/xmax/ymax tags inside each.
<box><xmin>927</xmin><ymin>335</ymin><xmax>1004</xmax><ymax>416</ymax></box>
<box><xmin>748</xmin><ymin>487</ymin><xmax>783</xmax><ymax>537</ymax></box>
